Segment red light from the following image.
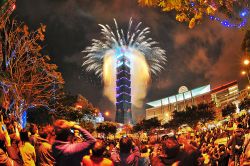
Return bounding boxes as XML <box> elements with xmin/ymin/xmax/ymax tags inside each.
<box><xmin>12</xmin><ymin>4</ymin><xmax>16</xmax><ymax>11</ymax></box>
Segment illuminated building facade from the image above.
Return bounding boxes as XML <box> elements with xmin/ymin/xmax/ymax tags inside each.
<box><xmin>211</xmin><ymin>81</ymin><xmax>239</xmax><ymax>108</ymax></box>
<box><xmin>115</xmin><ymin>48</ymin><xmax>132</xmax><ymax>124</ymax></box>
<box><xmin>146</xmin><ymin>85</ymin><xmax>211</xmax><ymax>124</ymax></box>
<box><xmin>145</xmin><ymin>81</ymin><xmax>245</xmax><ymax>123</ymax></box>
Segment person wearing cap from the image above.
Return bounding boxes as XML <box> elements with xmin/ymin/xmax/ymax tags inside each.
<box><xmin>52</xmin><ymin>119</ymin><xmax>96</xmax><ymax>166</ymax></box>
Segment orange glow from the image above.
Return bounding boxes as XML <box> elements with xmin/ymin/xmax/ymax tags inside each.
<box><xmin>105</xmin><ymin>111</ymin><xmax>110</xmax><ymax>116</ymax></box>
<box><xmin>243</xmin><ymin>59</ymin><xmax>250</xmax><ymax>65</ymax></box>
<box><xmin>75</xmin><ymin>104</ymin><xmax>82</xmax><ymax>109</ymax></box>
<box><xmin>241</xmin><ymin>71</ymin><xmax>247</xmax><ymax>75</ymax></box>
<box><xmin>247</xmin><ymin>86</ymin><xmax>250</xmax><ymax>90</ymax></box>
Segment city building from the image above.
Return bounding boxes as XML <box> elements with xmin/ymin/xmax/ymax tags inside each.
<box><xmin>145</xmin><ymin>81</ymin><xmax>244</xmax><ymax>124</ymax></box>
<box><xmin>146</xmin><ymin>84</ymin><xmax>211</xmax><ymax>124</ymax></box>
<box><xmin>115</xmin><ymin>48</ymin><xmax>132</xmax><ymax>124</ymax></box>
<box><xmin>211</xmin><ymin>81</ymin><xmax>239</xmax><ymax>108</ymax></box>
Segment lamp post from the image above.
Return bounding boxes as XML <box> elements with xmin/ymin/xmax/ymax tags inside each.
<box><xmin>241</xmin><ymin>57</ymin><xmax>250</xmax><ymax>92</ymax></box>
<box><xmin>243</xmin><ymin>59</ymin><xmax>250</xmax><ymax>66</ymax></box>
<box><xmin>241</xmin><ymin>70</ymin><xmax>250</xmax><ymax>84</ymax></box>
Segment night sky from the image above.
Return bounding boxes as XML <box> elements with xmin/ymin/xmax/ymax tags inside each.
<box><xmin>14</xmin><ymin>0</ymin><xmax>247</xmax><ymax>120</ymax></box>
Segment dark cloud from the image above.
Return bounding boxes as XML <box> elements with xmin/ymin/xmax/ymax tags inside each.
<box><xmin>14</xmin><ymin>0</ymin><xmax>246</xmax><ymax>121</ymax></box>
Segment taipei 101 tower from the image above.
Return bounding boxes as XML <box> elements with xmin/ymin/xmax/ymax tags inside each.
<box><xmin>82</xmin><ymin>19</ymin><xmax>167</xmax><ymax>124</ymax></box>
<box><xmin>115</xmin><ymin>48</ymin><xmax>132</xmax><ymax>124</ymax></box>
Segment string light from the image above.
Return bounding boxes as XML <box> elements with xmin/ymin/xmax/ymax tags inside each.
<box><xmin>6</xmin><ymin>50</ymin><xmax>16</xmax><ymax>67</ymax></box>
<box><xmin>189</xmin><ymin>2</ymin><xmax>249</xmax><ymax>28</ymax></box>
<box><xmin>116</xmin><ymin>77</ymin><xmax>131</xmax><ymax>82</ymax></box>
<box><xmin>116</xmin><ymin>85</ymin><xmax>131</xmax><ymax>89</ymax></box>
<box><xmin>116</xmin><ymin>92</ymin><xmax>131</xmax><ymax>97</ymax></box>
<box><xmin>116</xmin><ymin>100</ymin><xmax>131</xmax><ymax>104</ymax></box>
<box><xmin>208</xmin><ymin>8</ymin><xmax>249</xmax><ymax>28</ymax></box>
<box><xmin>209</xmin><ymin>14</ymin><xmax>248</xmax><ymax>28</ymax></box>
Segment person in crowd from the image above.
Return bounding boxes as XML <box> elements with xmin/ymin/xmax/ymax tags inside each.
<box><xmin>0</xmin><ymin>122</ymin><xmax>23</xmax><ymax>166</ymax></box>
<box><xmin>36</xmin><ymin>126</ymin><xmax>55</xmax><ymax>166</ymax></box>
<box><xmin>227</xmin><ymin>125</ymin><xmax>245</xmax><ymax>166</ymax></box>
<box><xmin>52</xmin><ymin>119</ymin><xmax>96</xmax><ymax>166</ymax></box>
<box><xmin>82</xmin><ymin>139</ymin><xmax>114</xmax><ymax>166</ymax></box>
<box><xmin>138</xmin><ymin>144</ymin><xmax>150</xmax><ymax>166</ymax></box>
<box><xmin>151</xmin><ymin>134</ymin><xmax>202</xmax><ymax>166</ymax></box>
<box><xmin>151</xmin><ymin>134</ymin><xmax>182</xmax><ymax>166</ymax></box>
<box><xmin>111</xmin><ymin>137</ymin><xmax>140</xmax><ymax>166</ymax></box>
<box><xmin>243</xmin><ymin>132</ymin><xmax>250</xmax><ymax>165</ymax></box>
<box><xmin>29</xmin><ymin>123</ymin><xmax>39</xmax><ymax>146</ymax></box>
<box><xmin>105</xmin><ymin>141</ymin><xmax>116</xmax><ymax>158</ymax></box>
<box><xmin>217</xmin><ymin>144</ymin><xmax>230</xmax><ymax>166</ymax></box>
<box><xmin>19</xmin><ymin>129</ymin><xmax>36</xmax><ymax>166</ymax></box>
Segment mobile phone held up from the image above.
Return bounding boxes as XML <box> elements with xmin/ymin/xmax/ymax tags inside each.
<box><xmin>2</xmin><ymin>124</ymin><xmax>6</xmax><ymax>131</ymax></box>
<box><xmin>70</xmin><ymin>129</ymin><xmax>74</xmax><ymax>134</ymax></box>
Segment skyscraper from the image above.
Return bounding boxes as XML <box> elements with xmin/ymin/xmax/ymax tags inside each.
<box><xmin>115</xmin><ymin>48</ymin><xmax>132</xmax><ymax>124</ymax></box>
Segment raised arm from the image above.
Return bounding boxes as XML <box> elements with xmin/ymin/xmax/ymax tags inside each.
<box><xmin>62</xmin><ymin>125</ymin><xmax>96</xmax><ymax>155</ymax></box>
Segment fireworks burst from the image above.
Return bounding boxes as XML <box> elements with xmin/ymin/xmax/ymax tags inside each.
<box><xmin>82</xmin><ymin>18</ymin><xmax>166</xmax><ymax>77</ymax></box>
<box><xmin>82</xmin><ymin>18</ymin><xmax>166</xmax><ymax>109</ymax></box>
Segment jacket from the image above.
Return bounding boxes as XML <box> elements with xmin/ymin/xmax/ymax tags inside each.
<box><xmin>52</xmin><ymin>128</ymin><xmax>96</xmax><ymax>166</ymax></box>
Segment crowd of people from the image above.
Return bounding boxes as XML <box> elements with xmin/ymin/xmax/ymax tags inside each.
<box><xmin>0</xmin><ymin>112</ymin><xmax>249</xmax><ymax>166</ymax></box>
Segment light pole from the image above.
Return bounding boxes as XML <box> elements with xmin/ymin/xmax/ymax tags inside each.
<box><xmin>241</xmin><ymin>56</ymin><xmax>250</xmax><ymax>92</ymax></box>
<box><xmin>241</xmin><ymin>70</ymin><xmax>250</xmax><ymax>84</ymax></box>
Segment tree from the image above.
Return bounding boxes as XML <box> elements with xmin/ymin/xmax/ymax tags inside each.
<box><xmin>96</xmin><ymin>121</ymin><xmax>117</xmax><ymax>139</ymax></box>
<box><xmin>55</xmin><ymin>94</ymin><xmax>97</xmax><ymax>123</ymax></box>
<box><xmin>197</xmin><ymin>102</ymin><xmax>215</xmax><ymax>122</ymax></box>
<box><xmin>164</xmin><ymin>103</ymin><xmax>215</xmax><ymax>128</ymax></box>
<box><xmin>80</xmin><ymin>121</ymin><xmax>95</xmax><ymax>133</ymax></box>
<box><xmin>239</xmin><ymin>97</ymin><xmax>250</xmax><ymax>111</ymax></box>
<box><xmin>26</xmin><ymin>106</ymin><xmax>54</xmax><ymax>126</ymax></box>
<box><xmin>0</xmin><ymin>20</ymin><xmax>64</xmax><ymax>117</ymax></box>
<box><xmin>132</xmin><ymin>122</ymin><xmax>144</xmax><ymax>139</ymax></box>
<box><xmin>141</xmin><ymin>117</ymin><xmax>161</xmax><ymax>134</ymax></box>
<box><xmin>138</xmin><ymin>0</ymin><xmax>247</xmax><ymax>28</ymax></box>
<box><xmin>222</xmin><ymin>103</ymin><xmax>236</xmax><ymax>117</ymax></box>
<box><xmin>0</xmin><ymin>0</ymin><xmax>15</xmax><ymax>28</ymax></box>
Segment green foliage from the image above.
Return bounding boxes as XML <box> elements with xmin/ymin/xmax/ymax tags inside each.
<box><xmin>133</xmin><ymin>117</ymin><xmax>161</xmax><ymax>134</ymax></box>
<box><xmin>0</xmin><ymin>20</ymin><xmax>64</xmax><ymax>116</ymax></box>
<box><xmin>164</xmin><ymin>103</ymin><xmax>215</xmax><ymax>128</ymax></box>
<box><xmin>96</xmin><ymin>121</ymin><xmax>117</xmax><ymax>137</ymax></box>
<box><xmin>55</xmin><ymin>94</ymin><xmax>96</xmax><ymax>123</ymax></box>
<box><xmin>80</xmin><ymin>121</ymin><xmax>95</xmax><ymax>133</ymax></box>
<box><xmin>133</xmin><ymin>122</ymin><xmax>144</xmax><ymax>133</ymax></box>
<box><xmin>239</xmin><ymin>97</ymin><xmax>250</xmax><ymax>111</ymax></box>
<box><xmin>222</xmin><ymin>103</ymin><xmax>236</xmax><ymax>117</ymax></box>
<box><xmin>27</xmin><ymin>106</ymin><xmax>54</xmax><ymax>126</ymax></box>
<box><xmin>138</xmin><ymin>0</ymin><xmax>246</xmax><ymax>28</ymax></box>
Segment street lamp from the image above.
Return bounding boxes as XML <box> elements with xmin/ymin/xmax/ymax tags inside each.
<box><xmin>241</xmin><ymin>70</ymin><xmax>250</xmax><ymax>85</ymax></box>
<box><xmin>243</xmin><ymin>59</ymin><xmax>250</xmax><ymax>65</ymax></box>
<box><xmin>242</xmin><ymin>71</ymin><xmax>247</xmax><ymax>75</ymax></box>
<box><xmin>105</xmin><ymin>111</ymin><xmax>110</xmax><ymax>116</ymax></box>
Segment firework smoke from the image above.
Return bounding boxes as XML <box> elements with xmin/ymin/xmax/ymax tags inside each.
<box><xmin>83</xmin><ymin>18</ymin><xmax>166</xmax><ymax>108</ymax></box>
